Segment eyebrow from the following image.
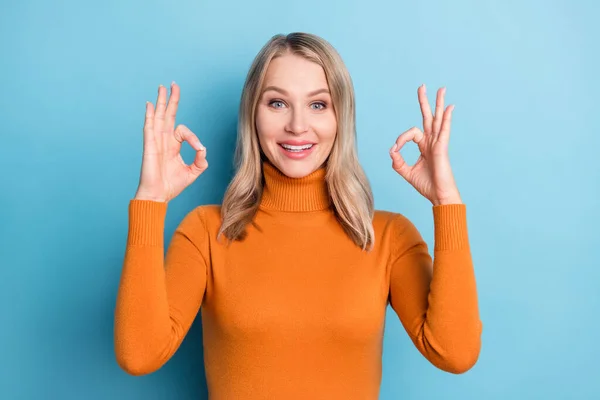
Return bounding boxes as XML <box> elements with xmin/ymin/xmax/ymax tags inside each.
<box><xmin>261</xmin><ymin>86</ymin><xmax>330</xmax><ymax>97</ymax></box>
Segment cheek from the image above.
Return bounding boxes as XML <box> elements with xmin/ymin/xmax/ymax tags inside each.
<box><xmin>255</xmin><ymin>108</ymin><xmax>279</xmax><ymax>143</ymax></box>
<box><xmin>317</xmin><ymin>114</ymin><xmax>337</xmax><ymax>143</ymax></box>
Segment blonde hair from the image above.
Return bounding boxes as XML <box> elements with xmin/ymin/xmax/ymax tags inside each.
<box><xmin>218</xmin><ymin>32</ymin><xmax>375</xmax><ymax>251</ymax></box>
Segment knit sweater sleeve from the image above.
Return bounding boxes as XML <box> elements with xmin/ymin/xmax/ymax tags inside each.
<box><xmin>114</xmin><ymin>200</ymin><xmax>209</xmax><ymax>376</ymax></box>
<box><xmin>388</xmin><ymin>203</ymin><xmax>482</xmax><ymax>374</ymax></box>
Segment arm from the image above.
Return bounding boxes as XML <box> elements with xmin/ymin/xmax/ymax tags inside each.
<box><xmin>388</xmin><ymin>203</ymin><xmax>482</xmax><ymax>374</ymax></box>
<box><xmin>113</xmin><ymin>199</ymin><xmax>209</xmax><ymax>376</ymax></box>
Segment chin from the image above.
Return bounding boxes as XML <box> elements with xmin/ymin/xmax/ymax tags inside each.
<box><xmin>270</xmin><ymin>157</ymin><xmax>324</xmax><ymax>179</ymax></box>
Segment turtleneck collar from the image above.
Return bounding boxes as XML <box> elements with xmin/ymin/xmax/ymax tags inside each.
<box><xmin>259</xmin><ymin>160</ymin><xmax>331</xmax><ymax>212</ymax></box>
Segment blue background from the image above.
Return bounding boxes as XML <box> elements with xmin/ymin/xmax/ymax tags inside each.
<box><xmin>1</xmin><ymin>0</ymin><xmax>598</xmax><ymax>399</ymax></box>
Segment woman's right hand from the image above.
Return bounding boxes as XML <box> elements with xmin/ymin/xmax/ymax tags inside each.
<box><xmin>134</xmin><ymin>82</ymin><xmax>208</xmax><ymax>203</ymax></box>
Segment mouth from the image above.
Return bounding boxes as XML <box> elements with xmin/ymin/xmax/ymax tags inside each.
<box><xmin>278</xmin><ymin>142</ymin><xmax>316</xmax><ymax>159</ymax></box>
<box><xmin>278</xmin><ymin>143</ymin><xmax>315</xmax><ymax>152</ymax></box>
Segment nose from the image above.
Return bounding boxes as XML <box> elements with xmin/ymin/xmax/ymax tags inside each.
<box><xmin>285</xmin><ymin>108</ymin><xmax>309</xmax><ymax>135</ymax></box>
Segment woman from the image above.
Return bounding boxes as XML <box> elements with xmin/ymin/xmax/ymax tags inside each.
<box><xmin>114</xmin><ymin>32</ymin><xmax>482</xmax><ymax>399</ymax></box>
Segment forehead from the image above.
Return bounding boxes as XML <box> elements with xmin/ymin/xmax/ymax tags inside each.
<box><xmin>262</xmin><ymin>53</ymin><xmax>329</xmax><ymax>92</ymax></box>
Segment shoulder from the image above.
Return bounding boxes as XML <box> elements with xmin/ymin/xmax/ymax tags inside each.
<box><xmin>373</xmin><ymin>209</ymin><xmax>418</xmax><ymax>232</ymax></box>
<box><xmin>175</xmin><ymin>204</ymin><xmax>221</xmax><ymax>234</ymax></box>
<box><xmin>373</xmin><ymin>209</ymin><xmax>425</xmax><ymax>247</ymax></box>
<box><xmin>185</xmin><ymin>204</ymin><xmax>222</xmax><ymax>228</ymax></box>
<box><xmin>194</xmin><ymin>204</ymin><xmax>222</xmax><ymax>220</ymax></box>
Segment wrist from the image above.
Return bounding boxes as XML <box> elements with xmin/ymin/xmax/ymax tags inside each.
<box><xmin>134</xmin><ymin>192</ymin><xmax>168</xmax><ymax>203</ymax></box>
<box><xmin>432</xmin><ymin>197</ymin><xmax>463</xmax><ymax>206</ymax></box>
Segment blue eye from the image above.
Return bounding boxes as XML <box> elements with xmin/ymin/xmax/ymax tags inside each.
<box><xmin>267</xmin><ymin>100</ymin><xmax>327</xmax><ymax>110</ymax></box>
<box><xmin>269</xmin><ymin>100</ymin><xmax>285</xmax><ymax>109</ymax></box>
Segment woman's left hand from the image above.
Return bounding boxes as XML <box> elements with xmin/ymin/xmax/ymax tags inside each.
<box><xmin>389</xmin><ymin>85</ymin><xmax>463</xmax><ymax>206</ymax></box>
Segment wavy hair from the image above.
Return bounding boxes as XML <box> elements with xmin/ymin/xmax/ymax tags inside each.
<box><xmin>217</xmin><ymin>32</ymin><xmax>375</xmax><ymax>251</ymax></box>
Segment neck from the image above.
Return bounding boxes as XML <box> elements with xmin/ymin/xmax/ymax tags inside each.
<box><xmin>259</xmin><ymin>160</ymin><xmax>331</xmax><ymax>212</ymax></box>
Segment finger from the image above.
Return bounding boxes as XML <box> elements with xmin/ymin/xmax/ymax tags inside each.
<box><xmin>432</xmin><ymin>87</ymin><xmax>445</xmax><ymax>135</ymax></box>
<box><xmin>392</xmin><ymin>126</ymin><xmax>424</xmax><ymax>151</ymax></box>
<box><xmin>437</xmin><ymin>105</ymin><xmax>454</xmax><ymax>146</ymax></box>
<box><xmin>189</xmin><ymin>147</ymin><xmax>209</xmax><ymax>177</ymax></box>
<box><xmin>142</xmin><ymin>101</ymin><xmax>157</xmax><ymax>150</ymax></box>
<box><xmin>389</xmin><ymin>146</ymin><xmax>412</xmax><ymax>179</ymax></box>
<box><xmin>155</xmin><ymin>84</ymin><xmax>167</xmax><ymax>124</ymax></box>
<box><xmin>174</xmin><ymin>124</ymin><xmax>206</xmax><ymax>152</ymax></box>
<box><xmin>165</xmin><ymin>81</ymin><xmax>180</xmax><ymax>131</ymax></box>
<box><xmin>389</xmin><ymin>127</ymin><xmax>423</xmax><ymax>178</ymax></box>
<box><xmin>143</xmin><ymin>100</ymin><xmax>155</xmax><ymax>136</ymax></box>
<box><xmin>418</xmin><ymin>84</ymin><xmax>433</xmax><ymax>134</ymax></box>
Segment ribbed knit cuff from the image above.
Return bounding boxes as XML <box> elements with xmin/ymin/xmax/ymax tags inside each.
<box><xmin>127</xmin><ymin>199</ymin><xmax>168</xmax><ymax>247</ymax></box>
<box><xmin>432</xmin><ymin>203</ymin><xmax>469</xmax><ymax>251</ymax></box>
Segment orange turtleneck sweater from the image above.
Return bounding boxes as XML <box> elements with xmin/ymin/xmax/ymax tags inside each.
<box><xmin>114</xmin><ymin>161</ymin><xmax>482</xmax><ymax>399</ymax></box>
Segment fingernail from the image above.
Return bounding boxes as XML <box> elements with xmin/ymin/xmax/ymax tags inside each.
<box><xmin>390</xmin><ymin>144</ymin><xmax>398</xmax><ymax>152</ymax></box>
<box><xmin>171</xmin><ymin>81</ymin><xmax>176</xmax><ymax>87</ymax></box>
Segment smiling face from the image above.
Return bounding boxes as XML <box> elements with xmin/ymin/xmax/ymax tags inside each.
<box><xmin>255</xmin><ymin>52</ymin><xmax>337</xmax><ymax>178</ymax></box>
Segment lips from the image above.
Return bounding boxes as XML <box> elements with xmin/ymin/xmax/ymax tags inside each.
<box><xmin>278</xmin><ymin>140</ymin><xmax>316</xmax><ymax>146</ymax></box>
<box><xmin>278</xmin><ymin>142</ymin><xmax>316</xmax><ymax>159</ymax></box>
<box><xmin>279</xmin><ymin>143</ymin><xmax>314</xmax><ymax>150</ymax></box>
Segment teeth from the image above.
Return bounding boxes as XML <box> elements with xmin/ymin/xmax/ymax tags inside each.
<box><xmin>281</xmin><ymin>143</ymin><xmax>314</xmax><ymax>151</ymax></box>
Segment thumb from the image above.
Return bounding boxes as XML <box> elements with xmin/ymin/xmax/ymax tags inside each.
<box><xmin>390</xmin><ymin>145</ymin><xmax>411</xmax><ymax>179</ymax></box>
<box><xmin>189</xmin><ymin>147</ymin><xmax>208</xmax><ymax>178</ymax></box>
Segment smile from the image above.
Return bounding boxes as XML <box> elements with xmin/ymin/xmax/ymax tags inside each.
<box><xmin>278</xmin><ymin>143</ymin><xmax>316</xmax><ymax>159</ymax></box>
<box><xmin>280</xmin><ymin>143</ymin><xmax>314</xmax><ymax>152</ymax></box>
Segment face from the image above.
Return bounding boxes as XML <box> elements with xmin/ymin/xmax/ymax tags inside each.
<box><xmin>255</xmin><ymin>52</ymin><xmax>337</xmax><ymax>178</ymax></box>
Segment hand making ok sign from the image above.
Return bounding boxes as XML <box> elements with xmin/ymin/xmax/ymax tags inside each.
<box><xmin>389</xmin><ymin>85</ymin><xmax>463</xmax><ymax>206</ymax></box>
